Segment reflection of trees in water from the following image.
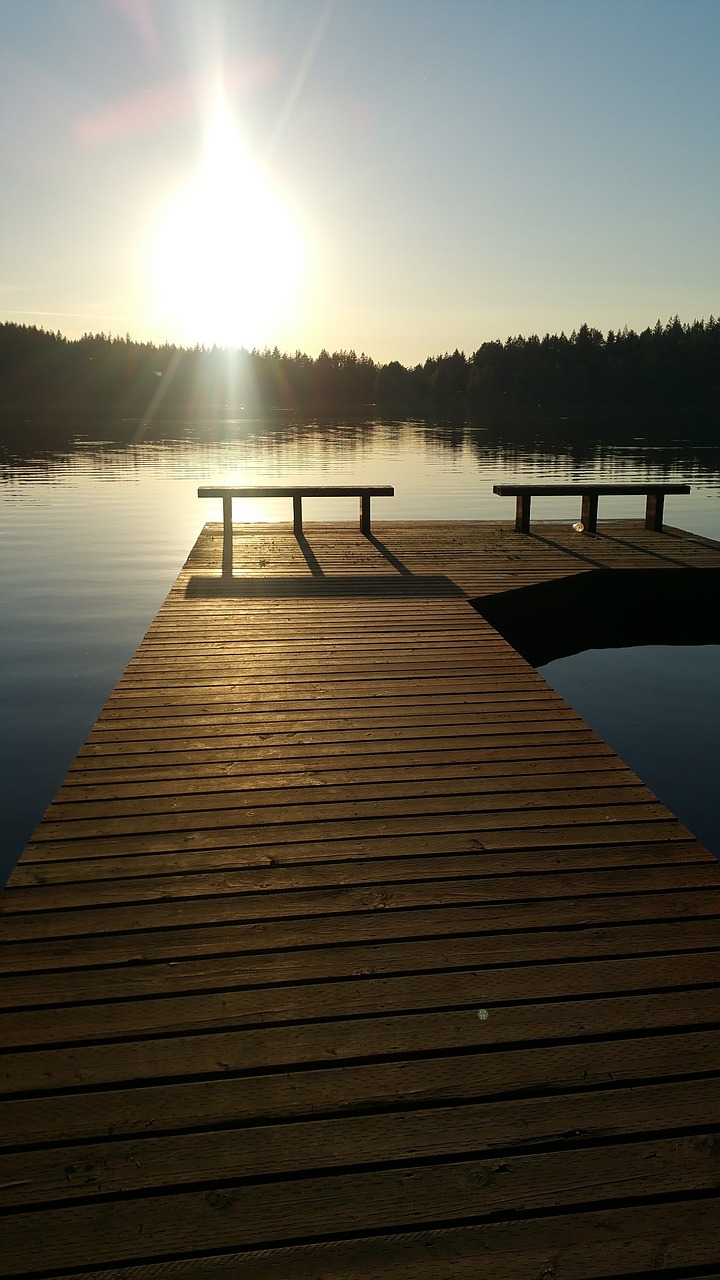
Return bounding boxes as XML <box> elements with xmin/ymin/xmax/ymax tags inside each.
<box><xmin>2</xmin><ymin>416</ymin><xmax>719</xmax><ymax>490</ymax></box>
<box><xmin>1</xmin><ymin>316</ymin><xmax>719</xmax><ymax>429</ymax></box>
<box><xmin>421</xmin><ymin>414</ymin><xmax>720</xmax><ymax>480</ymax></box>
<box><xmin>0</xmin><ymin>415</ymin><xmax>389</xmax><ymax>478</ymax></box>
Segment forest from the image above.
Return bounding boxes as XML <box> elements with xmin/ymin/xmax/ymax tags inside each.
<box><xmin>1</xmin><ymin>316</ymin><xmax>719</xmax><ymax>423</ymax></box>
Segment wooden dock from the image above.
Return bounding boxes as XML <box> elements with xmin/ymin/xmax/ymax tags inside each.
<box><xmin>2</xmin><ymin>518</ymin><xmax>720</xmax><ymax>1278</ymax></box>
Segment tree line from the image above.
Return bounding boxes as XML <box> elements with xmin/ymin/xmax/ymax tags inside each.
<box><xmin>1</xmin><ymin>316</ymin><xmax>719</xmax><ymax>421</ymax></box>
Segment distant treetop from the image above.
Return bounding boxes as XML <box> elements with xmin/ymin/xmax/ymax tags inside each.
<box><xmin>0</xmin><ymin>316</ymin><xmax>718</xmax><ymax>418</ymax></box>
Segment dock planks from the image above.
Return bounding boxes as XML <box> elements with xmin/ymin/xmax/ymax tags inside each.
<box><xmin>2</xmin><ymin>518</ymin><xmax>720</xmax><ymax>1278</ymax></box>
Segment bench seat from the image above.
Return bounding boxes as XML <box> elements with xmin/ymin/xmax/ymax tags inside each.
<box><xmin>493</xmin><ymin>483</ymin><xmax>691</xmax><ymax>534</ymax></box>
<box><xmin>198</xmin><ymin>485</ymin><xmax>394</xmax><ymax>567</ymax></box>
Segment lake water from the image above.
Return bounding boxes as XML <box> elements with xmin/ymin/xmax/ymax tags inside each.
<box><xmin>1</xmin><ymin>414</ymin><xmax>719</xmax><ymax>883</ymax></box>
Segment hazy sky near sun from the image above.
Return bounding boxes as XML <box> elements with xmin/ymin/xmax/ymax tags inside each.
<box><xmin>0</xmin><ymin>0</ymin><xmax>718</xmax><ymax>364</ymax></box>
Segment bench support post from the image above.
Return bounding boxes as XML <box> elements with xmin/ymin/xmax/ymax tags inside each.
<box><xmin>515</xmin><ymin>495</ymin><xmax>531</xmax><ymax>533</ymax></box>
<box><xmin>359</xmin><ymin>494</ymin><xmax>371</xmax><ymax>536</ymax></box>
<box><xmin>493</xmin><ymin>482</ymin><xmax>689</xmax><ymax>535</ymax></box>
<box><xmin>293</xmin><ymin>495</ymin><xmax>303</xmax><ymax>537</ymax></box>
<box><xmin>581</xmin><ymin>493</ymin><xmax>599</xmax><ymax>534</ymax></box>
<box><xmin>645</xmin><ymin>493</ymin><xmax>665</xmax><ymax>531</ymax></box>
<box><xmin>222</xmin><ymin>495</ymin><xmax>233</xmax><ymax>576</ymax></box>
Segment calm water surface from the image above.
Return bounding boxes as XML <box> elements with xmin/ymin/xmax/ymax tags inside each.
<box><xmin>1</xmin><ymin>416</ymin><xmax>719</xmax><ymax>881</ymax></box>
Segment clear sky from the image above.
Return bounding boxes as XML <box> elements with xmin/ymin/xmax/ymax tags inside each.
<box><xmin>0</xmin><ymin>0</ymin><xmax>718</xmax><ymax>364</ymax></box>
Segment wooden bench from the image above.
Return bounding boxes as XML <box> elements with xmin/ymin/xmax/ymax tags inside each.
<box><xmin>198</xmin><ymin>484</ymin><xmax>394</xmax><ymax>541</ymax></box>
<box><xmin>493</xmin><ymin>483</ymin><xmax>691</xmax><ymax>534</ymax></box>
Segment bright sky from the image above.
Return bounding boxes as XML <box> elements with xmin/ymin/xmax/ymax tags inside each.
<box><xmin>0</xmin><ymin>0</ymin><xmax>718</xmax><ymax>364</ymax></box>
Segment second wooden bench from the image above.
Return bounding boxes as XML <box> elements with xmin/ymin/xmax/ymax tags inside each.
<box><xmin>493</xmin><ymin>483</ymin><xmax>690</xmax><ymax>534</ymax></box>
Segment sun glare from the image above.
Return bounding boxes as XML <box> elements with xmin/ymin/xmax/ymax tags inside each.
<box><xmin>150</xmin><ymin>109</ymin><xmax>304</xmax><ymax>349</ymax></box>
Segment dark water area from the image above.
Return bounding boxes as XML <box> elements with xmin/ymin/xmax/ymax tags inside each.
<box><xmin>540</xmin><ymin>645</ymin><xmax>720</xmax><ymax>861</ymax></box>
<box><xmin>1</xmin><ymin>412</ymin><xmax>719</xmax><ymax>883</ymax></box>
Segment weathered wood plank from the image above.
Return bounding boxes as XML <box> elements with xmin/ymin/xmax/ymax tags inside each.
<box><xmin>4</xmin><ymin>986</ymin><xmax>720</xmax><ymax>1094</ymax></box>
<box><xmin>29</xmin><ymin>783</ymin><xmax>654</xmax><ymax>843</ymax></box>
<box><xmin>9</xmin><ymin>838</ymin><xmax>704</xmax><ymax>892</ymax></box>
<box><xmin>21</xmin><ymin>810</ymin><xmax>686</xmax><ymax>869</ymax></box>
<box><xmin>61</xmin><ymin>739</ymin><xmax>620</xmax><ymax>787</ymax></box>
<box><xmin>3</xmin><ymin>888</ymin><xmax>718</xmax><ymax>974</ymax></box>
<box><xmin>3</xmin><ymin>916</ymin><xmax>717</xmax><ymax>1007</ymax></box>
<box><xmin>3</xmin><ymin>844</ymin><xmax>711</xmax><ymax>918</ymax></box>
<box><xmin>3</xmin><ymin>951</ymin><xmax>719</xmax><ymax>1048</ymax></box>
<box><xmin>4</xmin><ymin>858</ymin><xmax>712</xmax><ymax>937</ymax></box>
<box><xmin>30</xmin><ymin>1201</ymin><xmax>720</xmax><ymax>1280</ymax></box>
<box><xmin>2</xmin><ymin>1134</ymin><xmax>719</xmax><ymax>1273</ymax></box>
<box><xmin>45</xmin><ymin>760</ymin><xmax>632</xmax><ymax>818</ymax></box>
<box><xmin>4</xmin><ymin>1079</ymin><xmax>720</xmax><ymax>1210</ymax></box>
<box><xmin>2</xmin><ymin>1028</ymin><xmax>718</xmax><ymax>1147</ymax></box>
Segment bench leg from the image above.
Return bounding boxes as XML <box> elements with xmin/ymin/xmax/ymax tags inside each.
<box><xmin>515</xmin><ymin>495</ymin><xmax>531</xmax><ymax>533</ymax></box>
<box><xmin>222</xmin><ymin>495</ymin><xmax>233</xmax><ymax>575</ymax></box>
<box><xmin>645</xmin><ymin>493</ymin><xmax>665</xmax><ymax>531</ymax></box>
<box><xmin>359</xmin><ymin>494</ymin><xmax>371</xmax><ymax>536</ymax></box>
<box><xmin>293</xmin><ymin>495</ymin><xmax>303</xmax><ymax>536</ymax></box>
<box><xmin>581</xmin><ymin>493</ymin><xmax>598</xmax><ymax>534</ymax></box>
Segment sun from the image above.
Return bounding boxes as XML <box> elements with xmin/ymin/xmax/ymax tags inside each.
<box><xmin>150</xmin><ymin>109</ymin><xmax>304</xmax><ymax>349</ymax></box>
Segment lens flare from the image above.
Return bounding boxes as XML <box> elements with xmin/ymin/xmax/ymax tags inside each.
<box><xmin>150</xmin><ymin>108</ymin><xmax>304</xmax><ymax>349</ymax></box>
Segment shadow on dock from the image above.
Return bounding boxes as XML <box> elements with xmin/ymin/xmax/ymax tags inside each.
<box><xmin>519</xmin><ymin>528</ymin><xmax>699</xmax><ymax>570</ymax></box>
<box><xmin>475</xmin><ymin>567</ymin><xmax>720</xmax><ymax>666</ymax></box>
<box><xmin>186</xmin><ymin>574</ymin><xmax>465</xmax><ymax>598</ymax></box>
